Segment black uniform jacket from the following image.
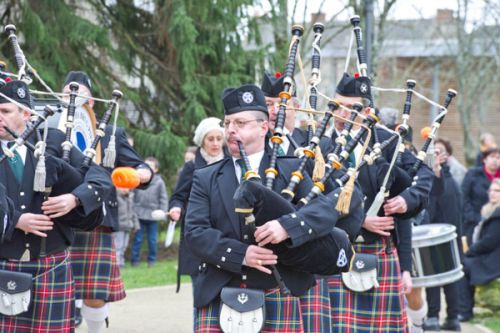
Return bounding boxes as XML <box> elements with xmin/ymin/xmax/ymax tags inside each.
<box><xmin>327</xmin><ymin>127</ymin><xmax>433</xmax><ymax>270</ymax></box>
<box><xmin>0</xmin><ymin>128</ymin><xmax>111</xmax><ymax>260</ymax></box>
<box><xmin>0</xmin><ymin>182</ymin><xmax>15</xmax><ymax>243</ymax></box>
<box><xmin>464</xmin><ymin>208</ymin><xmax>500</xmax><ymax>285</ymax></box>
<box><xmin>184</xmin><ymin>153</ymin><xmax>361</xmax><ymax>308</ymax></box>
<box><xmin>99</xmin><ymin>126</ymin><xmax>152</xmax><ymax>231</ymax></box>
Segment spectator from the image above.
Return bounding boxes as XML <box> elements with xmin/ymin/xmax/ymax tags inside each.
<box><xmin>423</xmin><ymin>145</ymin><xmax>463</xmax><ymax>331</ymax></box>
<box><xmin>462</xmin><ymin>147</ymin><xmax>500</xmax><ymax>244</ymax></box>
<box><xmin>460</xmin><ymin>178</ymin><xmax>500</xmax><ymax>322</ymax></box>
<box><xmin>435</xmin><ymin>138</ymin><xmax>467</xmax><ymax>186</ymax></box>
<box><xmin>475</xmin><ymin>133</ymin><xmax>497</xmax><ymax>166</ymax></box>
<box><xmin>168</xmin><ymin>117</ymin><xmax>226</xmax><ymax>291</ymax></box>
<box><xmin>113</xmin><ymin>188</ymin><xmax>139</xmax><ymax>267</ymax></box>
<box><xmin>131</xmin><ymin>157</ymin><xmax>169</xmax><ymax>267</ymax></box>
<box><xmin>184</xmin><ymin>146</ymin><xmax>197</xmax><ymax>163</ymax></box>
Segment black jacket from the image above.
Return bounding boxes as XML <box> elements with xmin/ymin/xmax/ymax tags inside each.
<box><xmin>99</xmin><ymin>126</ymin><xmax>152</xmax><ymax>231</ymax></box>
<box><xmin>464</xmin><ymin>208</ymin><xmax>500</xmax><ymax>285</ymax></box>
<box><xmin>326</xmin><ymin>128</ymin><xmax>433</xmax><ymax>272</ymax></box>
<box><xmin>170</xmin><ymin>148</ymin><xmax>212</xmax><ymax>276</ymax></box>
<box><xmin>185</xmin><ymin>153</ymin><xmax>363</xmax><ymax>308</ymax></box>
<box><xmin>428</xmin><ymin>164</ymin><xmax>463</xmax><ymax>235</ymax></box>
<box><xmin>0</xmin><ymin>128</ymin><xmax>111</xmax><ymax>260</ymax></box>
<box><xmin>462</xmin><ymin>166</ymin><xmax>491</xmax><ymax>235</ymax></box>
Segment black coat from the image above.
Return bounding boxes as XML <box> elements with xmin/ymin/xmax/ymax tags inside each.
<box><xmin>184</xmin><ymin>153</ymin><xmax>362</xmax><ymax>308</ymax></box>
<box><xmin>0</xmin><ymin>128</ymin><xmax>111</xmax><ymax>260</ymax></box>
<box><xmin>464</xmin><ymin>208</ymin><xmax>500</xmax><ymax>285</ymax></box>
<box><xmin>99</xmin><ymin>126</ymin><xmax>152</xmax><ymax>231</ymax></box>
<box><xmin>462</xmin><ymin>166</ymin><xmax>491</xmax><ymax>238</ymax></box>
<box><xmin>169</xmin><ymin>148</ymin><xmax>210</xmax><ymax>277</ymax></box>
<box><xmin>428</xmin><ymin>164</ymin><xmax>463</xmax><ymax>235</ymax></box>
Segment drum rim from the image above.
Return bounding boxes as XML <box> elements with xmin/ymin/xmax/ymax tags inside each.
<box><xmin>411</xmin><ymin>266</ymin><xmax>464</xmax><ymax>288</ymax></box>
<box><xmin>412</xmin><ymin>223</ymin><xmax>457</xmax><ymax>247</ymax></box>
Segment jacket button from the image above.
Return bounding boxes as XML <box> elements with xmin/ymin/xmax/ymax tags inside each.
<box><xmin>20</xmin><ymin>192</ymin><xmax>24</xmax><ymax>196</ymax></box>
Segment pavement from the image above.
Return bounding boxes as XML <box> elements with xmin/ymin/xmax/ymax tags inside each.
<box><xmin>76</xmin><ymin>283</ymin><xmax>494</xmax><ymax>333</ymax></box>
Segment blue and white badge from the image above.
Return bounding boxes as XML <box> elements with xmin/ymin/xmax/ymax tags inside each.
<box><xmin>241</xmin><ymin>92</ymin><xmax>254</xmax><ymax>104</ymax></box>
<box><xmin>16</xmin><ymin>87</ymin><xmax>26</xmax><ymax>99</ymax></box>
<box><xmin>360</xmin><ymin>83</ymin><xmax>368</xmax><ymax>94</ymax></box>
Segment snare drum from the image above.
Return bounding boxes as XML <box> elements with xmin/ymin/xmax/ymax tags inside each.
<box><xmin>411</xmin><ymin>223</ymin><xmax>464</xmax><ymax>288</ymax></box>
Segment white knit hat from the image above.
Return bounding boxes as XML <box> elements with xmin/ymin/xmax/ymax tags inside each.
<box><xmin>193</xmin><ymin>117</ymin><xmax>224</xmax><ymax>147</ymax></box>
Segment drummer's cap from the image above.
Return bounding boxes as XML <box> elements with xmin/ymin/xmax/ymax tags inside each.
<box><xmin>63</xmin><ymin>71</ymin><xmax>92</xmax><ymax>92</ymax></box>
<box><xmin>335</xmin><ymin>72</ymin><xmax>372</xmax><ymax>102</ymax></box>
<box><xmin>0</xmin><ymin>80</ymin><xmax>32</xmax><ymax>109</ymax></box>
<box><xmin>261</xmin><ymin>71</ymin><xmax>296</xmax><ymax>97</ymax></box>
<box><xmin>222</xmin><ymin>84</ymin><xmax>268</xmax><ymax>116</ymax></box>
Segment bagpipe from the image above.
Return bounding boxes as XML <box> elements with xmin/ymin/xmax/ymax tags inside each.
<box><xmin>234</xmin><ymin>141</ymin><xmax>355</xmax><ymax>277</ymax></box>
<box><xmin>1</xmin><ymin>24</ymin><xmax>132</xmax><ymax>190</ymax></box>
<box><xmin>231</xmin><ymin>14</ymin><xmax>461</xmax><ymax>294</ymax></box>
<box><xmin>232</xmin><ymin>25</ymin><xmax>368</xmax><ymax>288</ymax></box>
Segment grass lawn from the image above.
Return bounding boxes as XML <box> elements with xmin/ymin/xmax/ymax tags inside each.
<box><xmin>121</xmin><ymin>224</ymin><xmax>190</xmax><ymax>289</ymax></box>
<box><xmin>120</xmin><ymin>259</ymin><xmax>190</xmax><ymax>289</ymax></box>
<box><xmin>480</xmin><ymin>317</ymin><xmax>500</xmax><ymax>333</ymax></box>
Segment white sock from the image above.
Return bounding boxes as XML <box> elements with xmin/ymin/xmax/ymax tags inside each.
<box><xmin>76</xmin><ymin>299</ymin><xmax>83</xmax><ymax>309</ymax></box>
<box><xmin>82</xmin><ymin>303</ymin><xmax>109</xmax><ymax>333</ymax></box>
<box><xmin>406</xmin><ymin>301</ymin><xmax>428</xmax><ymax>327</ymax></box>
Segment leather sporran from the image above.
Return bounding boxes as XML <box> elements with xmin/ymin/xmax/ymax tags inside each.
<box><xmin>219</xmin><ymin>287</ymin><xmax>265</xmax><ymax>333</ymax></box>
<box><xmin>0</xmin><ymin>270</ymin><xmax>32</xmax><ymax>316</ymax></box>
<box><xmin>341</xmin><ymin>253</ymin><xmax>379</xmax><ymax>292</ymax></box>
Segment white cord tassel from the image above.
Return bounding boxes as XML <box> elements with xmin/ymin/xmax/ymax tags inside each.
<box><xmin>102</xmin><ymin>135</ymin><xmax>116</xmax><ymax>168</ymax></box>
<box><xmin>33</xmin><ymin>141</ymin><xmax>47</xmax><ymax>192</ymax></box>
<box><xmin>103</xmin><ymin>102</ymin><xmax>119</xmax><ymax>168</ymax></box>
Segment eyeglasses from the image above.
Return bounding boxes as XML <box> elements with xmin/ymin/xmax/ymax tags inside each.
<box><xmin>223</xmin><ymin>119</ymin><xmax>263</xmax><ymax>129</ymax></box>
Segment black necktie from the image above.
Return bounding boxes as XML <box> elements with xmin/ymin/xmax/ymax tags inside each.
<box><xmin>277</xmin><ymin>145</ymin><xmax>286</xmax><ymax>157</ymax></box>
<box><xmin>345</xmin><ymin>135</ymin><xmax>357</xmax><ymax>168</ymax></box>
<box><xmin>6</xmin><ymin>142</ymin><xmax>24</xmax><ymax>184</ymax></box>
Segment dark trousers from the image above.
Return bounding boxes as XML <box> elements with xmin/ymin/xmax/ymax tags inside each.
<box><xmin>131</xmin><ymin>219</ymin><xmax>158</xmax><ymax>264</ymax></box>
<box><xmin>426</xmin><ymin>280</ymin><xmax>460</xmax><ymax>319</ymax></box>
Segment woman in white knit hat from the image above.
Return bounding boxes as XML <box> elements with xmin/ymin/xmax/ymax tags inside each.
<box><xmin>168</xmin><ymin>117</ymin><xmax>227</xmax><ymax>291</ymax></box>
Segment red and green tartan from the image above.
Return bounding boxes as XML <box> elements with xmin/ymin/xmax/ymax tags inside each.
<box><xmin>0</xmin><ymin>251</ymin><xmax>74</xmax><ymax>333</ymax></box>
<box><xmin>328</xmin><ymin>240</ymin><xmax>410</xmax><ymax>333</ymax></box>
<box><xmin>299</xmin><ymin>279</ymin><xmax>332</xmax><ymax>333</ymax></box>
<box><xmin>70</xmin><ymin>228</ymin><xmax>126</xmax><ymax>301</ymax></box>
<box><xmin>194</xmin><ymin>287</ymin><xmax>305</xmax><ymax>332</ymax></box>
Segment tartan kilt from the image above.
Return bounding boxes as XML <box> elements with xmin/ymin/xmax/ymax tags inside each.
<box><xmin>194</xmin><ymin>287</ymin><xmax>304</xmax><ymax>333</ymax></box>
<box><xmin>70</xmin><ymin>228</ymin><xmax>126</xmax><ymax>301</ymax></box>
<box><xmin>0</xmin><ymin>251</ymin><xmax>74</xmax><ymax>333</ymax></box>
<box><xmin>299</xmin><ymin>279</ymin><xmax>332</xmax><ymax>333</ymax></box>
<box><xmin>328</xmin><ymin>240</ymin><xmax>410</xmax><ymax>333</ymax></box>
